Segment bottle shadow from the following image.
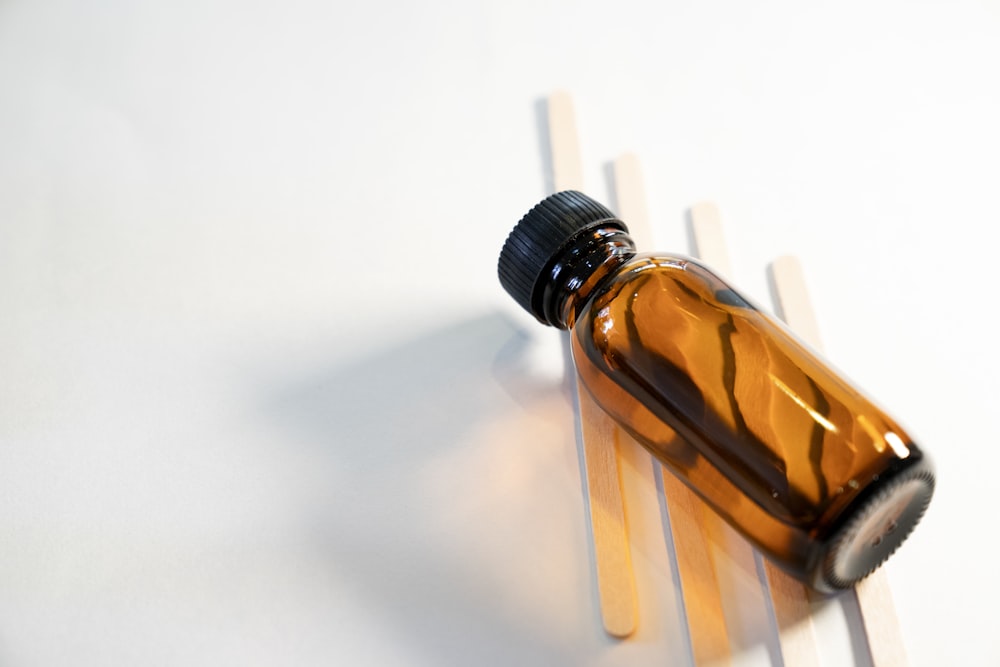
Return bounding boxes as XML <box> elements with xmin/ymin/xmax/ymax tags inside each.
<box><xmin>259</xmin><ymin>311</ymin><xmax>618</xmax><ymax>664</ymax></box>
<box><xmin>267</xmin><ymin>313</ymin><xmax>539</xmax><ymax>473</ymax></box>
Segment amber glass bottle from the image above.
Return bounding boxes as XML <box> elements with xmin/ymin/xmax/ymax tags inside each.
<box><xmin>498</xmin><ymin>190</ymin><xmax>934</xmax><ymax>593</ymax></box>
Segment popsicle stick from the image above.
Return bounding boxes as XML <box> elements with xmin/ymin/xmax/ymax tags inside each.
<box><xmin>770</xmin><ymin>255</ymin><xmax>909</xmax><ymax>667</ymax></box>
<box><xmin>652</xmin><ymin>243</ymin><xmax>817</xmax><ymax>666</ymax></box>
<box><xmin>611</xmin><ymin>153</ymin><xmax>653</xmax><ymax>248</ymax></box>
<box><xmin>613</xmin><ymin>156</ymin><xmax>733</xmax><ymax>665</ymax></box>
<box><xmin>768</xmin><ymin>256</ymin><xmax>824</xmax><ymax>351</ymax></box>
<box><xmin>576</xmin><ymin>378</ymin><xmax>639</xmax><ymax>637</ymax></box>
<box><xmin>548</xmin><ymin>91</ymin><xmax>585</xmax><ymax>193</ymax></box>
<box><xmin>760</xmin><ymin>563</ymin><xmax>821</xmax><ymax>667</ymax></box>
<box><xmin>693</xmin><ymin>201</ymin><xmax>826</xmax><ymax>666</ymax></box>
<box><xmin>689</xmin><ymin>202</ymin><xmax>734</xmax><ymax>277</ymax></box>
<box><xmin>548</xmin><ymin>91</ymin><xmax>638</xmax><ymax>638</ymax></box>
<box><xmin>683</xmin><ymin>203</ymin><xmax>758</xmax><ymax>667</ymax></box>
<box><xmin>660</xmin><ymin>239</ymin><xmax>817</xmax><ymax>666</ymax></box>
<box><xmin>855</xmin><ymin>569</ymin><xmax>909</xmax><ymax>666</ymax></box>
<box><xmin>659</xmin><ymin>472</ymin><xmax>733</xmax><ymax>665</ymax></box>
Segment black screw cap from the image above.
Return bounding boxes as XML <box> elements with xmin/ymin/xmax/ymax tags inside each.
<box><xmin>498</xmin><ymin>191</ymin><xmax>626</xmax><ymax>325</ymax></box>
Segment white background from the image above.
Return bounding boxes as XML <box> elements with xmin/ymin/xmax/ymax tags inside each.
<box><xmin>1</xmin><ymin>1</ymin><xmax>997</xmax><ymax>664</ymax></box>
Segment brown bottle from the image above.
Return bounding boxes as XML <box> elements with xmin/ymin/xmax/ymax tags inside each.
<box><xmin>498</xmin><ymin>191</ymin><xmax>934</xmax><ymax>593</ymax></box>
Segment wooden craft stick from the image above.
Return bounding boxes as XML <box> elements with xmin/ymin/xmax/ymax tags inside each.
<box><xmin>689</xmin><ymin>202</ymin><xmax>734</xmax><ymax>277</ymax></box>
<box><xmin>576</xmin><ymin>378</ymin><xmax>639</xmax><ymax>638</ymax></box>
<box><xmin>682</xmin><ymin>200</ymin><xmax>741</xmax><ymax>666</ymax></box>
<box><xmin>611</xmin><ymin>153</ymin><xmax>653</xmax><ymax>248</ymax></box>
<box><xmin>548</xmin><ymin>92</ymin><xmax>638</xmax><ymax>638</ymax></box>
<box><xmin>768</xmin><ymin>255</ymin><xmax>824</xmax><ymax>352</ymax></box>
<box><xmin>759</xmin><ymin>563</ymin><xmax>820</xmax><ymax>667</ymax></box>
<box><xmin>659</xmin><ymin>472</ymin><xmax>733</xmax><ymax>665</ymax></box>
<box><xmin>548</xmin><ymin>91</ymin><xmax>585</xmax><ymax>193</ymax></box>
<box><xmin>854</xmin><ymin>568</ymin><xmax>909</xmax><ymax>667</ymax></box>
<box><xmin>613</xmin><ymin>158</ymin><xmax>732</xmax><ymax>665</ymax></box>
<box><xmin>770</xmin><ymin>255</ymin><xmax>909</xmax><ymax>667</ymax></box>
<box><xmin>659</xmin><ymin>246</ymin><xmax>819</xmax><ymax>666</ymax></box>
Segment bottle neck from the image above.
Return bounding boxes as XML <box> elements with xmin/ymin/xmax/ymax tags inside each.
<box><xmin>538</xmin><ymin>226</ymin><xmax>636</xmax><ymax>329</ymax></box>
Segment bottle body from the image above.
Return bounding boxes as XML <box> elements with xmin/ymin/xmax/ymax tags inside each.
<box><xmin>569</xmin><ymin>252</ymin><xmax>932</xmax><ymax>591</ymax></box>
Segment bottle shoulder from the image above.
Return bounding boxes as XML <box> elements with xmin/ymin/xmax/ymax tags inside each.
<box><xmin>609</xmin><ymin>252</ymin><xmax>724</xmax><ymax>287</ymax></box>
<box><xmin>580</xmin><ymin>252</ymin><xmax>743</xmax><ymax>321</ymax></box>
<box><xmin>619</xmin><ymin>251</ymin><xmax>724</xmax><ymax>282</ymax></box>
<box><xmin>620</xmin><ymin>251</ymin><xmax>700</xmax><ymax>272</ymax></box>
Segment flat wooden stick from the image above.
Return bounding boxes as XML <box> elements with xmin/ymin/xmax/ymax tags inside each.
<box><xmin>683</xmin><ymin>201</ymin><xmax>744</xmax><ymax>666</ymax></box>
<box><xmin>576</xmin><ymin>378</ymin><xmax>639</xmax><ymax>638</ymax></box>
<box><xmin>614</xmin><ymin>158</ymin><xmax>732</xmax><ymax>665</ymax></box>
<box><xmin>759</xmin><ymin>564</ymin><xmax>820</xmax><ymax>667</ymax></box>
<box><xmin>611</xmin><ymin>153</ymin><xmax>653</xmax><ymax>248</ymax></box>
<box><xmin>854</xmin><ymin>569</ymin><xmax>909</xmax><ymax>667</ymax></box>
<box><xmin>548</xmin><ymin>91</ymin><xmax>585</xmax><ymax>193</ymax></box>
<box><xmin>692</xmin><ymin>205</ymin><xmax>824</xmax><ymax>667</ymax></box>
<box><xmin>548</xmin><ymin>92</ymin><xmax>638</xmax><ymax>638</ymax></box>
<box><xmin>660</xmin><ymin>236</ymin><xmax>821</xmax><ymax>666</ymax></box>
<box><xmin>768</xmin><ymin>255</ymin><xmax>823</xmax><ymax>352</ymax></box>
<box><xmin>689</xmin><ymin>202</ymin><xmax>733</xmax><ymax>278</ymax></box>
<box><xmin>770</xmin><ymin>255</ymin><xmax>909</xmax><ymax>667</ymax></box>
<box><xmin>659</xmin><ymin>472</ymin><xmax>733</xmax><ymax>665</ymax></box>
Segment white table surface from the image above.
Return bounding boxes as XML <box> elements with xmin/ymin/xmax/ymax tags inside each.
<box><xmin>2</xmin><ymin>1</ymin><xmax>997</xmax><ymax>664</ymax></box>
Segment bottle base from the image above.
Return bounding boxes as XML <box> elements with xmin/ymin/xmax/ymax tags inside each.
<box><xmin>819</xmin><ymin>466</ymin><xmax>935</xmax><ymax>592</ymax></box>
